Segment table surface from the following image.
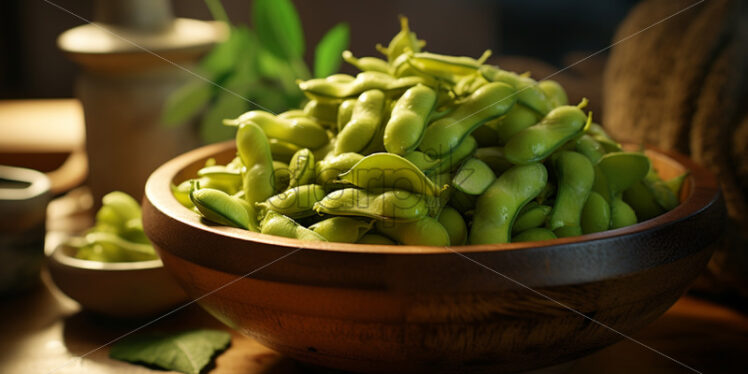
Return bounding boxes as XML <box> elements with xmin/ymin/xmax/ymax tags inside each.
<box><xmin>1</xmin><ymin>270</ymin><xmax>747</xmax><ymax>374</ymax></box>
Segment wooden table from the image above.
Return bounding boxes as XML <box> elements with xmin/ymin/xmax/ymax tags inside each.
<box><xmin>1</xmin><ymin>269</ymin><xmax>746</xmax><ymax>374</ymax></box>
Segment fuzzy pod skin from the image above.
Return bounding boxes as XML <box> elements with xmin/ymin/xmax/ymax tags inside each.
<box><xmin>384</xmin><ymin>84</ymin><xmax>437</xmax><ymax>155</ymax></box>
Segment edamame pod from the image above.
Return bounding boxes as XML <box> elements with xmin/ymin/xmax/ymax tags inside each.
<box><xmin>337</xmin><ymin>98</ymin><xmax>356</xmax><ymax>132</ymax></box>
<box><xmin>452</xmin><ymin>158</ymin><xmax>496</xmax><ymax>195</ymax></box>
<box><xmin>190</xmin><ymin>187</ymin><xmax>251</xmax><ymax>230</ymax></box>
<box><xmin>513</xmin><ymin>228</ymin><xmax>557</xmax><ymax>242</ymax></box>
<box><xmin>575</xmin><ymin>134</ymin><xmax>606</xmax><ymax>164</ymax></box>
<box><xmin>596</xmin><ymin>152</ymin><xmax>650</xmax><ymax>197</ymax></box>
<box><xmin>313</xmin><ymin>188</ymin><xmax>428</xmax><ymax>221</ymax></box>
<box><xmin>430</xmin><ymin>135</ymin><xmax>478</xmax><ymax>175</ymax></box>
<box><xmin>403</xmin><ymin>50</ymin><xmax>491</xmax><ymax>83</ymax></box>
<box><xmin>288</xmin><ymin>148</ymin><xmax>315</xmax><ymax>188</ymax></box>
<box><xmin>377</xmin><ymin>16</ymin><xmax>423</xmax><ymax>63</ymax></box>
<box><xmin>491</xmin><ymin>104</ymin><xmax>541</xmax><ymax>144</ymax></box>
<box><xmin>309</xmin><ymin>217</ymin><xmax>373</xmax><ymax>243</ymax></box>
<box><xmin>473</xmin><ymin>146</ymin><xmax>513</xmax><ymax>174</ymax></box>
<box><xmin>256</xmin><ymin>184</ymin><xmax>326</xmax><ymax>219</ymax></box>
<box><xmin>299</xmin><ymin>71</ymin><xmax>424</xmax><ymax>101</ymax></box>
<box><xmin>356</xmin><ymin>234</ymin><xmax>396</xmax><ymax>245</ymax></box>
<box><xmin>236</xmin><ymin>122</ymin><xmax>276</xmax><ymax>205</ymax></box>
<box><xmin>538</xmin><ymin>80</ymin><xmax>568</xmax><ymax>108</ymax></box>
<box><xmin>512</xmin><ymin>203</ymin><xmax>551</xmax><ymax>234</ymax></box>
<box><xmin>548</xmin><ymin>151</ymin><xmax>594</xmax><ymax>231</ymax></box>
<box><xmin>419</xmin><ymin>82</ymin><xmax>516</xmax><ymax>157</ymax></box>
<box><xmin>384</xmin><ymin>84</ymin><xmax>437</xmax><ymax>154</ymax></box>
<box><xmin>269</xmin><ymin>138</ymin><xmax>301</xmax><ymax>164</ymax></box>
<box><xmin>336</xmin><ymin>89</ymin><xmax>386</xmax><ymax>154</ymax></box>
<box><xmin>622</xmin><ymin>181</ymin><xmax>665</xmax><ymax>221</ymax></box>
<box><xmin>342</xmin><ymin>50</ymin><xmax>390</xmax><ymax>74</ymax></box>
<box><xmin>260</xmin><ymin>211</ymin><xmax>327</xmax><ymax>241</ymax></box>
<box><xmin>226</xmin><ymin>111</ymin><xmax>329</xmax><ymax>149</ymax></box>
<box><xmin>403</xmin><ymin>150</ymin><xmax>441</xmax><ymax>171</ymax></box>
<box><xmin>480</xmin><ymin>66</ymin><xmax>552</xmax><ymax>116</ymax></box>
<box><xmin>338</xmin><ymin>153</ymin><xmax>440</xmax><ymax>196</ymax></box>
<box><xmin>438</xmin><ymin>206</ymin><xmax>467</xmax><ymax>245</ymax></box>
<box><xmin>272</xmin><ymin>161</ymin><xmax>291</xmax><ymax>192</ymax></box>
<box><xmin>304</xmin><ymin>100</ymin><xmax>338</xmax><ymax>127</ymax></box>
<box><xmin>504</xmin><ymin>105</ymin><xmax>590</xmax><ymax>165</ymax></box>
<box><xmin>610</xmin><ymin>197</ymin><xmax>637</xmax><ymax>229</ymax></box>
<box><xmin>315</xmin><ymin>152</ymin><xmax>365</xmax><ymax>189</ymax></box>
<box><xmin>586</xmin><ymin>123</ymin><xmax>622</xmax><ymax>152</ymax></box>
<box><xmin>469</xmin><ymin>163</ymin><xmax>548</xmax><ymax>244</ymax></box>
<box><xmin>581</xmin><ymin>191</ymin><xmax>611</xmax><ymax>234</ymax></box>
<box><xmin>171</xmin><ymin>180</ymin><xmax>194</xmax><ymax>209</ymax></box>
<box><xmin>375</xmin><ymin>216</ymin><xmax>450</xmax><ymax>246</ymax></box>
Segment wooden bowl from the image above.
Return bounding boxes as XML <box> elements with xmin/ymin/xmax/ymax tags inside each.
<box><xmin>47</xmin><ymin>244</ymin><xmax>187</xmax><ymax>319</ymax></box>
<box><xmin>142</xmin><ymin>141</ymin><xmax>725</xmax><ymax>374</ymax></box>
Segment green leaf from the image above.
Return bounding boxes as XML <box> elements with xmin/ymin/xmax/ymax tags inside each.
<box><xmin>161</xmin><ymin>80</ymin><xmax>213</xmax><ymax>126</ymax></box>
<box><xmin>314</xmin><ymin>23</ymin><xmax>349</xmax><ymax>78</ymax></box>
<box><xmin>200</xmin><ymin>26</ymin><xmax>249</xmax><ymax>78</ymax></box>
<box><xmin>252</xmin><ymin>0</ymin><xmax>304</xmax><ymax>60</ymax></box>
<box><xmin>109</xmin><ymin>329</ymin><xmax>231</xmax><ymax>374</ymax></box>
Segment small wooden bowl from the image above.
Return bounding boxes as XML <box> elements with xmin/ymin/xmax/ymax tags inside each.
<box><xmin>143</xmin><ymin>141</ymin><xmax>725</xmax><ymax>374</ymax></box>
<box><xmin>47</xmin><ymin>245</ymin><xmax>187</xmax><ymax>319</ymax></box>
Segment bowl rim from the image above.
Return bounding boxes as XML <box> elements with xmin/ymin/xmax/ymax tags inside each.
<box><xmin>144</xmin><ymin>140</ymin><xmax>721</xmax><ymax>255</ymax></box>
<box><xmin>49</xmin><ymin>243</ymin><xmax>164</xmax><ymax>271</ymax></box>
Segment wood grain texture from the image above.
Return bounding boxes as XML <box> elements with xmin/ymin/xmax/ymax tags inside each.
<box><xmin>140</xmin><ymin>141</ymin><xmax>725</xmax><ymax>373</ymax></box>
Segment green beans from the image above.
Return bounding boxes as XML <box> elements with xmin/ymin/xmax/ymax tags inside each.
<box><xmin>260</xmin><ymin>211</ymin><xmax>327</xmax><ymax>241</ymax></box>
<box><xmin>309</xmin><ymin>217</ymin><xmax>373</xmax><ymax>243</ymax></box>
<box><xmin>337</xmin><ymin>153</ymin><xmax>440</xmax><ymax>196</ymax></box>
<box><xmin>437</xmin><ymin>206</ymin><xmax>467</xmax><ymax>245</ymax></box>
<box><xmin>256</xmin><ymin>184</ymin><xmax>326</xmax><ymax>219</ymax></box>
<box><xmin>176</xmin><ymin>17</ymin><xmax>685</xmax><ymax>246</ymax></box>
<box><xmin>190</xmin><ymin>187</ymin><xmax>256</xmax><ymax>231</ymax></box>
<box><xmin>236</xmin><ymin>121</ymin><xmax>276</xmax><ymax>205</ymax></box>
<box><xmin>547</xmin><ymin>151</ymin><xmax>594</xmax><ymax>235</ymax></box>
<box><xmin>383</xmin><ymin>84</ymin><xmax>437</xmax><ymax>154</ymax></box>
<box><xmin>335</xmin><ymin>89</ymin><xmax>386</xmax><ymax>154</ymax></box>
<box><xmin>313</xmin><ymin>188</ymin><xmax>428</xmax><ymax>221</ymax></box>
<box><xmin>504</xmin><ymin>105</ymin><xmax>590</xmax><ymax>165</ymax></box>
<box><xmin>376</xmin><ymin>217</ymin><xmax>450</xmax><ymax>246</ymax></box>
<box><xmin>288</xmin><ymin>148</ymin><xmax>315</xmax><ymax>188</ymax></box>
<box><xmin>470</xmin><ymin>163</ymin><xmax>548</xmax><ymax>244</ymax></box>
<box><xmin>226</xmin><ymin>110</ymin><xmax>329</xmax><ymax>149</ymax></box>
<box><xmin>452</xmin><ymin>158</ymin><xmax>496</xmax><ymax>195</ymax></box>
<box><xmin>581</xmin><ymin>192</ymin><xmax>611</xmax><ymax>234</ymax></box>
<box><xmin>419</xmin><ymin>82</ymin><xmax>515</xmax><ymax>157</ymax></box>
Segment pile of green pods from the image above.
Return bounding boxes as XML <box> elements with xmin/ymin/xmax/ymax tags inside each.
<box><xmin>175</xmin><ymin>17</ymin><xmax>687</xmax><ymax>246</ymax></box>
<box><xmin>67</xmin><ymin>192</ymin><xmax>158</xmax><ymax>262</ymax></box>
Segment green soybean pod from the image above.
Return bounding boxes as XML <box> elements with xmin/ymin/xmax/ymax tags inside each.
<box><xmin>597</xmin><ymin>152</ymin><xmax>651</xmax><ymax>197</ymax></box>
<box><xmin>383</xmin><ymin>84</ymin><xmax>437</xmax><ymax>155</ymax></box>
<box><xmin>288</xmin><ymin>148</ymin><xmax>316</xmax><ymax>188</ymax></box>
<box><xmin>419</xmin><ymin>82</ymin><xmax>516</xmax><ymax>157</ymax></box>
<box><xmin>309</xmin><ymin>217</ymin><xmax>373</xmax><ymax>243</ymax></box>
<box><xmin>586</xmin><ymin>123</ymin><xmax>622</xmax><ymax>152</ymax></box>
<box><xmin>337</xmin><ymin>99</ymin><xmax>356</xmax><ymax>132</ymax></box>
<box><xmin>665</xmin><ymin>172</ymin><xmax>689</xmax><ymax>197</ymax></box>
<box><xmin>513</xmin><ymin>228</ymin><xmax>557</xmax><ymax>243</ymax></box>
<box><xmin>256</xmin><ymin>184</ymin><xmax>326</xmax><ymax>219</ymax></box>
<box><xmin>299</xmin><ymin>71</ymin><xmax>424</xmax><ymax>100</ymax></box>
<box><xmin>491</xmin><ymin>104</ymin><xmax>541</xmax><ymax>144</ymax></box>
<box><xmin>610</xmin><ymin>197</ymin><xmax>637</xmax><ymax>229</ymax></box>
<box><xmin>268</xmin><ymin>138</ymin><xmax>301</xmax><ymax>164</ymax></box>
<box><xmin>437</xmin><ymin>206</ymin><xmax>467</xmax><ymax>245</ymax></box>
<box><xmin>512</xmin><ymin>204</ymin><xmax>551</xmax><ymax>234</ymax></box>
<box><xmin>431</xmin><ymin>135</ymin><xmax>478</xmax><ymax>175</ymax></box>
<box><xmin>538</xmin><ymin>80</ymin><xmax>568</xmax><ymax>108</ymax></box>
<box><xmin>403</xmin><ymin>151</ymin><xmax>441</xmax><ymax>171</ymax></box>
<box><xmin>338</xmin><ymin>153</ymin><xmax>440</xmax><ymax>196</ymax></box>
<box><xmin>171</xmin><ymin>180</ymin><xmax>194</xmax><ymax>209</ymax></box>
<box><xmin>504</xmin><ymin>105</ymin><xmax>589</xmax><ymax>165</ymax></box>
<box><xmin>260</xmin><ymin>211</ymin><xmax>327</xmax><ymax>241</ymax></box>
<box><xmin>335</xmin><ymin>89</ymin><xmax>386</xmax><ymax>154</ymax></box>
<box><xmin>472</xmin><ymin>124</ymin><xmax>499</xmax><ymax>147</ymax></box>
<box><xmin>226</xmin><ymin>111</ymin><xmax>329</xmax><ymax>149</ymax></box>
<box><xmin>190</xmin><ymin>187</ymin><xmax>250</xmax><ymax>230</ymax></box>
<box><xmin>379</xmin><ymin>16</ymin><xmax>423</xmax><ymax>64</ymax></box>
<box><xmin>315</xmin><ymin>152</ymin><xmax>365</xmax><ymax>189</ymax></box>
<box><xmin>452</xmin><ymin>158</ymin><xmax>496</xmax><ymax>195</ymax></box>
<box><xmin>272</xmin><ymin>161</ymin><xmax>291</xmax><ymax>192</ymax></box>
<box><xmin>469</xmin><ymin>163</ymin><xmax>548</xmax><ymax>245</ymax></box>
<box><xmin>304</xmin><ymin>99</ymin><xmax>338</xmax><ymax>127</ymax></box>
<box><xmin>449</xmin><ymin>188</ymin><xmax>476</xmax><ymax>214</ymax></box>
<box><xmin>547</xmin><ymin>151</ymin><xmax>594</xmax><ymax>231</ymax></box>
<box><xmin>622</xmin><ymin>181</ymin><xmax>665</xmax><ymax>221</ymax></box>
<box><xmin>479</xmin><ymin>66</ymin><xmax>552</xmax><ymax>116</ymax></box>
<box><xmin>342</xmin><ymin>50</ymin><xmax>390</xmax><ymax>74</ymax></box>
<box><xmin>474</xmin><ymin>146</ymin><xmax>513</xmax><ymax>174</ymax></box>
<box><xmin>553</xmin><ymin>225</ymin><xmax>582</xmax><ymax>238</ymax></box>
<box><xmin>356</xmin><ymin>234</ymin><xmax>396</xmax><ymax>245</ymax></box>
<box><xmin>236</xmin><ymin>121</ymin><xmax>276</xmax><ymax>205</ymax></box>
<box><xmin>375</xmin><ymin>216</ymin><xmax>450</xmax><ymax>246</ymax></box>
<box><xmin>313</xmin><ymin>188</ymin><xmax>428</xmax><ymax>221</ymax></box>
<box><xmin>575</xmin><ymin>134</ymin><xmax>606</xmax><ymax>164</ymax></box>
<box><xmin>581</xmin><ymin>191</ymin><xmax>611</xmax><ymax>234</ymax></box>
